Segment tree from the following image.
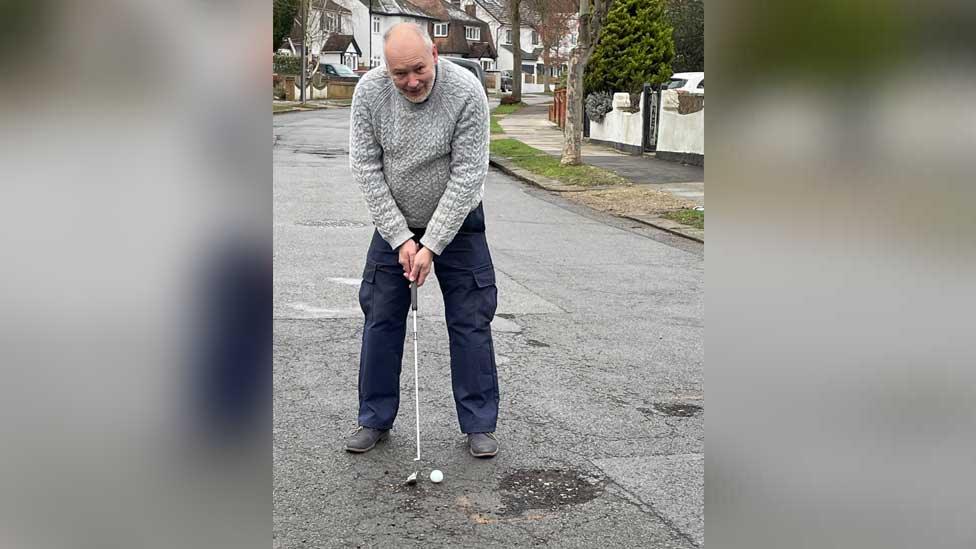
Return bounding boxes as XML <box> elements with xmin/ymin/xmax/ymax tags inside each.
<box><xmin>666</xmin><ymin>0</ymin><xmax>703</xmax><ymax>72</ymax></box>
<box><xmin>560</xmin><ymin>0</ymin><xmax>613</xmax><ymax>166</ymax></box>
<box><xmin>584</xmin><ymin>0</ymin><xmax>673</xmax><ymax>108</ymax></box>
<box><xmin>509</xmin><ymin>0</ymin><xmax>523</xmax><ymax>102</ymax></box>
<box><xmin>524</xmin><ymin>0</ymin><xmax>576</xmax><ymax>93</ymax></box>
<box><xmin>273</xmin><ymin>0</ymin><xmax>299</xmax><ymax>53</ymax></box>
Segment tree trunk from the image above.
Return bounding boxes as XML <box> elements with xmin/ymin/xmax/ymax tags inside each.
<box><xmin>511</xmin><ymin>0</ymin><xmax>522</xmax><ymax>102</ymax></box>
<box><xmin>561</xmin><ymin>0</ymin><xmax>611</xmax><ymax>165</ymax></box>
<box><xmin>561</xmin><ymin>50</ymin><xmax>582</xmax><ymax>164</ymax></box>
<box><xmin>543</xmin><ymin>49</ymin><xmax>551</xmax><ymax>93</ymax></box>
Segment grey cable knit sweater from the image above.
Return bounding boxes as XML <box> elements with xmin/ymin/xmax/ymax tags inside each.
<box><xmin>348</xmin><ymin>58</ymin><xmax>489</xmax><ymax>255</ymax></box>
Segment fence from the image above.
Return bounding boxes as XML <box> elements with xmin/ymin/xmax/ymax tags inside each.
<box><xmin>549</xmin><ymin>87</ymin><xmax>567</xmax><ymax>129</ymax></box>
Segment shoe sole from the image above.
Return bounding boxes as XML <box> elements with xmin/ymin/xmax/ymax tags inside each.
<box><xmin>469</xmin><ymin>447</ymin><xmax>498</xmax><ymax>458</ymax></box>
<box><xmin>345</xmin><ymin>432</ymin><xmax>388</xmax><ymax>453</ymax></box>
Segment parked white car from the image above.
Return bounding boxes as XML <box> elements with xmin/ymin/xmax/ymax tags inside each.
<box><xmin>664</xmin><ymin>72</ymin><xmax>704</xmax><ymax>94</ymax></box>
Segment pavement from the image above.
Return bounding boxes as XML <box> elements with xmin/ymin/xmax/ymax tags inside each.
<box><xmin>273</xmin><ymin>109</ymin><xmax>703</xmax><ymax>547</ymax></box>
<box><xmin>497</xmin><ymin>103</ymin><xmax>706</xmax><ymax>207</ymax></box>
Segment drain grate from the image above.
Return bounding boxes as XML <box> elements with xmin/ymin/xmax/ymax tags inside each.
<box><xmin>498</xmin><ymin>468</ymin><xmax>602</xmax><ymax>516</ymax></box>
<box><xmin>638</xmin><ymin>402</ymin><xmax>702</xmax><ymax>418</ymax></box>
<box><xmin>295</xmin><ymin>219</ymin><xmax>367</xmax><ymax>229</ymax></box>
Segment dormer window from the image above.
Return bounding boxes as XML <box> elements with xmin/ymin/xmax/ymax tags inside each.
<box><xmin>434</xmin><ymin>22</ymin><xmax>449</xmax><ymax>37</ymax></box>
<box><xmin>465</xmin><ymin>26</ymin><xmax>480</xmax><ymax>41</ymax></box>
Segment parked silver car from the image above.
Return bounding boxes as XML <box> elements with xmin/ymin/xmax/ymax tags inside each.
<box><xmin>318</xmin><ymin>62</ymin><xmax>360</xmax><ymax>81</ymax></box>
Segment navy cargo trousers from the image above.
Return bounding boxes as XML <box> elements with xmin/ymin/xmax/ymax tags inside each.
<box><xmin>357</xmin><ymin>203</ymin><xmax>499</xmax><ymax>434</ymax></box>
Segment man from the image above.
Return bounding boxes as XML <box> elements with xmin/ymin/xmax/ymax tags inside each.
<box><xmin>345</xmin><ymin>23</ymin><xmax>499</xmax><ymax>458</ymax></box>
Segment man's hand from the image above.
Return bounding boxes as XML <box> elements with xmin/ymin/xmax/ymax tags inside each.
<box><xmin>398</xmin><ymin>239</ymin><xmax>419</xmax><ymax>278</ymax></box>
<box><xmin>409</xmin><ymin>248</ymin><xmax>434</xmax><ymax>287</ymax></box>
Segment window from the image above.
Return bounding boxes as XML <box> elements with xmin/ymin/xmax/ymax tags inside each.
<box><xmin>570</xmin><ymin>33</ymin><xmax>577</xmax><ymax>45</ymax></box>
<box><xmin>531</xmin><ymin>30</ymin><xmax>538</xmax><ymax>45</ymax></box>
<box><xmin>481</xmin><ymin>60</ymin><xmax>492</xmax><ymax>71</ymax></box>
<box><xmin>665</xmin><ymin>78</ymin><xmax>687</xmax><ymax>89</ymax></box>
<box><xmin>465</xmin><ymin>26</ymin><xmax>480</xmax><ymax>40</ymax></box>
<box><xmin>372</xmin><ymin>16</ymin><xmax>380</xmax><ymax>34</ymax></box>
<box><xmin>505</xmin><ymin>29</ymin><xmax>511</xmax><ymax>44</ymax></box>
<box><xmin>371</xmin><ymin>55</ymin><xmax>381</xmax><ymax>67</ymax></box>
<box><xmin>434</xmin><ymin>22</ymin><xmax>448</xmax><ymax>37</ymax></box>
<box><xmin>697</xmin><ymin>79</ymin><xmax>704</xmax><ymax>89</ymax></box>
<box><xmin>323</xmin><ymin>12</ymin><xmax>340</xmax><ymax>32</ymax></box>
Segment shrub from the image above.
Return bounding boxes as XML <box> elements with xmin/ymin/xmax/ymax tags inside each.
<box><xmin>273</xmin><ymin>53</ymin><xmax>302</xmax><ymax>76</ymax></box>
<box><xmin>500</xmin><ymin>94</ymin><xmax>520</xmax><ymax>105</ymax></box>
<box><xmin>584</xmin><ymin>0</ymin><xmax>674</xmax><ymax>104</ymax></box>
<box><xmin>585</xmin><ymin>91</ymin><xmax>614</xmax><ymax>123</ymax></box>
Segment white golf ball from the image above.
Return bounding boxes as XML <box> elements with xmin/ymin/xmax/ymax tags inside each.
<box><xmin>429</xmin><ymin>469</ymin><xmax>443</xmax><ymax>483</ymax></box>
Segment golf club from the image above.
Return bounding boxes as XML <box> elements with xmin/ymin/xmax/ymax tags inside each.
<box><xmin>405</xmin><ymin>281</ymin><xmax>421</xmax><ymax>485</ymax></box>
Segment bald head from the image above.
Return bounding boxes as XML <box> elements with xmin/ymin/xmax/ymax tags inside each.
<box><xmin>383</xmin><ymin>23</ymin><xmax>439</xmax><ymax>103</ymax></box>
<box><xmin>383</xmin><ymin>22</ymin><xmax>434</xmax><ymax>52</ymax></box>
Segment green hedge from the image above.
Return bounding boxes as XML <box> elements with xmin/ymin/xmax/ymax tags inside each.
<box><xmin>273</xmin><ymin>54</ymin><xmax>302</xmax><ymax>76</ymax></box>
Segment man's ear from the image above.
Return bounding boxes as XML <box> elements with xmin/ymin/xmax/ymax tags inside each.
<box><xmin>431</xmin><ymin>45</ymin><xmax>438</xmax><ymax>65</ymax></box>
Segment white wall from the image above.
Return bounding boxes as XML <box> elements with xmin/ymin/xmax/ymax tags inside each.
<box><xmin>588</xmin><ymin>92</ymin><xmax>644</xmax><ymax>148</ymax></box>
<box><xmin>657</xmin><ymin>89</ymin><xmax>704</xmax><ymax>156</ymax></box>
<box><xmin>320</xmin><ymin>52</ymin><xmax>343</xmax><ymax>64</ymax></box>
<box><xmin>335</xmin><ymin>0</ymin><xmax>370</xmax><ymax>68</ymax></box>
<box><xmin>294</xmin><ymin>83</ymin><xmax>329</xmax><ymax>100</ymax></box>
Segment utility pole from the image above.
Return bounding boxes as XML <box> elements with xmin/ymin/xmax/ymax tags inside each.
<box><xmin>299</xmin><ymin>0</ymin><xmax>307</xmax><ymax>102</ymax></box>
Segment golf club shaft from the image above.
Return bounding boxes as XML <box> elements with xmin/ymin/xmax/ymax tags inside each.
<box><xmin>413</xmin><ymin>306</ymin><xmax>420</xmax><ymax>461</ymax></box>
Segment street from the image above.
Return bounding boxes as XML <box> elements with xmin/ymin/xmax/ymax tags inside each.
<box><xmin>273</xmin><ymin>108</ymin><xmax>704</xmax><ymax>547</ymax></box>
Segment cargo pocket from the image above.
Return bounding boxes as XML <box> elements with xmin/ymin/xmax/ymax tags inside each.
<box><xmin>472</xmin><ymin>264</ymin><xmax>495</xmax><ymax>288</ymax></box>
<box><xmin>471</xmin><ymin>264</ymin><xmax>497</xmax><ymax>320</ymax></box>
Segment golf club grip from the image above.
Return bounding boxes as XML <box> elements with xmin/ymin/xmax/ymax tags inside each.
<box><xmin>410</xmin><ymin>282</ymin><xmax>418</xmax><ymax>310</ymax></box>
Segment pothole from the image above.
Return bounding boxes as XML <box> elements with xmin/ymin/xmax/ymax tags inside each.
<box><xmin>638</xmin><ymin>402</ymin><xmax>702</xmax><ymax>418</ymax></box>
<box><xmin>498</xmin><ymin>468</ymin><xmax>602</xmax><ymax>516</ymax></box>
<box><xmin>295</xmin><ymin>219</ymin><xmax>367</xmax><ymax>229</ymax></box>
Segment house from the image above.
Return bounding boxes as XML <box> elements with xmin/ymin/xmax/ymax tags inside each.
<box><xmin>330</xmin><ymin>0</ymin><xmax>496</xmax><ymax>70</ymax></box>
<box><xmin>464</xmin><ymin>0</ymin><xmax>572</xmax><ymax>92</ymax></box>
<box><xmin>320</xmin><ymin>34</ymin><xmax>363</xmax><ymax>69</ymax></box>
<box><xmin>419</xmin><ymin>0</ymin><xmax>496</xmax><ymax>69</ymax></box>
<box><xmin>278</xmin><ymin>0</ymin><xmax>357</xmax><ymax>65</ymax></box>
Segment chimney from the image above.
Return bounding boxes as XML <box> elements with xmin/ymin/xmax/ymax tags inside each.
<box><xmin>464</xmin><ymin>3</ymin><xmax>476</xmax><ymax>17</ymax></box>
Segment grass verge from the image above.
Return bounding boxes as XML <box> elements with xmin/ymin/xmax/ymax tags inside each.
<box><xmin>661</xmin><ymin>208</ymin><xmax>704</xmax><ymax>229</ymax></box>
<box><xmin>490</xmin><ymin>115</ymin><xmax>504</xmax><ymax>134</ymax></box>
<box><xmin>490</xmin><ymin>139</ymin><xmax>629</xmax><ymax>187</ymax></box>
<box><xmin>492</xmin><ymin>102</ymin><xmax>527</xmax><ymax>116</ymax></box>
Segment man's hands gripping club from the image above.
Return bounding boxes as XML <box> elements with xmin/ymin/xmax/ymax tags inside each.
<box><xmin>398</xmin><ymin>239</ymin><xmax>434</xmax><ymax>287</ymax></box>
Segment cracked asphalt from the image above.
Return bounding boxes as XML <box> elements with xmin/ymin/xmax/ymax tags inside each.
<box><xmin>274</xmin><ymin>109</ymin><xmax>704</xmax><ymax>548</ymax></box>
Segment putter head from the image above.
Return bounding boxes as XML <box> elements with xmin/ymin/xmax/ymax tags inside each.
<box><xmin>404</xmin><ymin>471</ymin><xmax>418</xmax><ymax>486</ymax></box>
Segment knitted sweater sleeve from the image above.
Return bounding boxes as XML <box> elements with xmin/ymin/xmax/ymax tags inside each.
<box><xmin>419</xmin><ymin>88</ymin><xmax>490</xmax><ymax>255</ymax></box>
<box><xmin>349</xmin><ymin>83</ymin><xmax>414</xmax><ymax>251</ymax></box>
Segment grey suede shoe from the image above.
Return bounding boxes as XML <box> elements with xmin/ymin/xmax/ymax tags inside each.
<box><xmin>467</xmin><ymin>432</ymin><xmax>498</xmax><ymax>458</ymax></box>
<box><xmin>345</xmin><ymin>426</ymin><xmax>389</xmax><ymax>453</ymax></box>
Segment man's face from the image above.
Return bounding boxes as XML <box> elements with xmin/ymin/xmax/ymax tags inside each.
<box><xmin>385</xmin><ymin>42</ymin><xmax>438</xmax><ymax>103</ymax></box>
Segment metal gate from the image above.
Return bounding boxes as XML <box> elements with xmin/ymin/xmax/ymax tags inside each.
<box><xmin>642</xmin><ymin>83</ymin><xmax>661</xmax><ymax>152</ymax></box>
